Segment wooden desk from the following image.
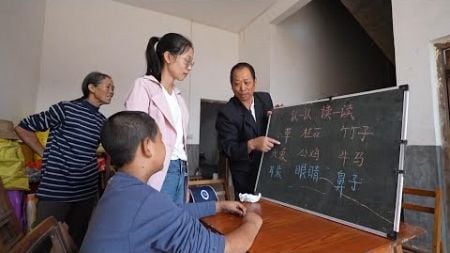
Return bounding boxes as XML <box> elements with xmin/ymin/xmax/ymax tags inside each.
<box><xmin>202</xmin><ymin>199</ymin><xmax>424</xmax><ymax>253</ymax></box>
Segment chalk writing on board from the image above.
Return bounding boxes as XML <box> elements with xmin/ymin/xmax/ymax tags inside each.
<box><xmin>297</xmin><ymin>147</ymin><xmax>320</xmax><ymax>160</ymax></box>
<box><xmin>266</xmin><ymin>101</ymin><xmax>370</xmax><ymax>200</ymax></box>
<box><xmin>291</xmin><ymin>107</ymin><xmax>312</xmax><ymax>121</ymax></box>
<box><xmin>348</xmin><ymin>174</ymin><xmax>362</xmax><ymax>191</ymax></box>
<box><xmin>340</xmin><ymin>125</ymin><xmax>374</xmax><ymax>141</ymax></box>
<box><xmin>320</xmin><ymin>103</ymin><xmax>355</xmax><ymax>120</ymax></box>
<box><xmin>269</xmin><ymin>165</ymin><xmax>283</xmax><ymax>179</ymax></box>
<box><xmin>300</xmin><ymin>127</ymin><xmax>322</xmax><ymax>139</ymax></box>
<box><xmin>295</xmin><ymin>164</ymin><xmax>320</xmax><ymax>183</ymax></box>
<box><xmin>335</xmin><ymin>170</ymin><xmax>346</xmax><ymax>197</ymax></box>
<box><xmin>282</xmin><ymin>128</ymin><xmax>292</xmax><ymax>144</ymax></box>
<box><xmin>338</xmin><ymin>150</ymin><xmax>365</xmax><ymax>167</ymax></box>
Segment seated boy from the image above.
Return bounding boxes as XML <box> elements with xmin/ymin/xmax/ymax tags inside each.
<box><xmin>80</xmin><ymin>111</ymin><xmax>262</xmax><ymax>253</ymax></box>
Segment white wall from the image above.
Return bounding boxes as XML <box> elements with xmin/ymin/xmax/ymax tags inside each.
<box><xmin>239</xmin><ymin>0</ymin><xmax>309</xmax><ymax>97</ymax></box>
<box><xmin>37</xmin><ymin>0</ymin><xmax>238</xmax><ymax>144</ymax></box>
<box><xmin>189</xmin><ymin>23</ymin><xmax>238</xmax><ymax>143</ymax></box>
<box><xmin>37</xmin><ymin>0</ymin><xmax>190</xmax><ymax>119</ymax></box>
<box><xmin>271</xmin><ymin>13</ymin><xmax>318</xmax><ymax>105</ymax></box>
<box><xmin>392</xmin><ymin>0</ymin><xmax>450</xmax><ymax>145</ymax></box>
<box><xmin>0</xmin><ymin>0</ymin><xmax>46</xmax><ymax>124</ymax></box>
<box><xmin>272</xmin><ymin>0</ymin><xmax>395</xmax><ymax>106</ymax></box>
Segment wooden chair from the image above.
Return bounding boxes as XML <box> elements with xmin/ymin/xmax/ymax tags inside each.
<box><xmin>0</xmin><ymin>179</ymin><xmax>24</xmax><ymax>253</ymax></box>
<box><xmin>9</xmin><ymin>216</ymin><xmax>77</xmax><ymax>253</ymax></box>
<box><xmin>402</xmin><ymin>187</ymin><xmax>443</xmax><ymax>253</ymax></box>
<box><xmin>188</xmin><ymin>154</ymin><xmax>231</xmax><ymax>201</ymax></box>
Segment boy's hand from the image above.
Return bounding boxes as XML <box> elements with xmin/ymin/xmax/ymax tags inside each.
<box><xmin>216</xmin><ymin>201</ymin><xmax>246</xmax><ymax>216</ymax></box>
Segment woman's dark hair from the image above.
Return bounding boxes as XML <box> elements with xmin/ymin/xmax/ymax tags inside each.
<box><xmin>229</xmin><ymin>62</ymin><xmax>256</xmax><ymax>83</ymax></box>
<box><xmin>145</xmin><ymin>33</ymin><xmax>193</xmax><ymax>81</ymax></box>
<box><xmin>74</xmin><ymin>71</ymin><xmax>111</xmax><ymax>102</ymax></box>
<box><xmin>101</xmin><ymin>111</ymin><xmax>159</xmax><ymax>168</ymax></box>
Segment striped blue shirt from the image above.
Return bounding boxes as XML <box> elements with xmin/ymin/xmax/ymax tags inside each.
<box><xmin>19</xmin><ymin>100</ymin><xmax>106</xmax><ymax>202</ymax></box>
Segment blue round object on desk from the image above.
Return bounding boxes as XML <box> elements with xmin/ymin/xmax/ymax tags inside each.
<box><xmin>189</xmin><ymin>185</ymin><xmax>217</xmax><ymax>202</ymax></box>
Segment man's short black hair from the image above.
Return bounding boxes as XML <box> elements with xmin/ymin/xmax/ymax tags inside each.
<box><xmin>230</xmin><ymin>62</ymin><xmax>256</xmax><ymax>83</ymax></box>
<box><xmin>101</xmin><ymin>111</ymin><xmax>158</xmax><ymax>168</ymax></box>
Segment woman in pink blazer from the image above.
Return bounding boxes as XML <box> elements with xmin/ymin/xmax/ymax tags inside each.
<box><xmin>125</xmin><ymin>33</ymin><xmax>193</xmax><ymax>205</ymax></box>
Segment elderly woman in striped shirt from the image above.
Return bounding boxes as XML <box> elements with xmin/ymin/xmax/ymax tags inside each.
<box><xmin>15</xmin><ymin>71</ymin><xmax>114</xmax><ymax>248</ymax></box>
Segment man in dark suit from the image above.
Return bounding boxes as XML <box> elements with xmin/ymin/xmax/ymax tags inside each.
<box><xmin>216</xmin><ymin>62</ymin><xmax>280</xmax><ymax>197</ymax></box>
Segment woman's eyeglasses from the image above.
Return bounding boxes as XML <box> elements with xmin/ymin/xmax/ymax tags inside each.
<box><xmin>183</xmin><ymin>59</ymin><xmax>195</xmax><ymax>68</ymax></box>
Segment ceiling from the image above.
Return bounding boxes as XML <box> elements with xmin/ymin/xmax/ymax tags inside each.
<box><xmin>112</xmin><ymin>0</ymin><xmax>394</xmax><ymax>63</ymax></box>
<box><xmin>113</xmin><ymin>0</ymin><xmax>278</xmax><ymax>33</ymax></box>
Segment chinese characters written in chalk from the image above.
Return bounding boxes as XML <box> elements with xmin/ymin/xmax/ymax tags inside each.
<box><xmin>282</xmin><ymin>128</ymin><xmax>292</xmax><ymax>144</ymax></box>
<box><xmin>334</xmin><ymin>171</ymin><xmax>362</xmax><ymax>198</ymax></box>
<box><xmin>295</xmin><ymin>163</ymin><xmax>319</xmax><ymax>183</ymax></box>
<box><xmin>271</xmin><ymin>147</ymin><xmax>288</xmax><ymax>162</ymax></box>
<box><xmin>320</xmin><ymin>103</ymin><xmax>355</xmax><ymax>121</ymax></box>
<box><xmin>337</xmin><ymin>151</ymin><xmax>365</xmax><ymax>167</ymax></box>
<box><xmin>291</xmin><ymin>107</ymin><xmax>312</xmax><ymax>122</ymax></box>
<box><xmin>300</xmin><ymin>127</ymin><xmax>322</xmax><ymax>139</ymax></box>
<box><xmin>340</xmin><ymin>125</ymin><xmax>374</xmax><ymax>142</ymax></box>
<box><xmin>298</xmin><ymin>147</ymin><xmax>320</xmax><ymax>161</ymax></box>
<box><xmin>269</xmin><ymin>165</ymin><xmax>283</xmax><ymax>179</ymax></box>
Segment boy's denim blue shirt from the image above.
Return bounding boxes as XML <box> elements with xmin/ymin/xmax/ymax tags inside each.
<box><xmin>81</xmin><ymin>172</ymin><xmax>224</xmax><ymax>253</ymax></box>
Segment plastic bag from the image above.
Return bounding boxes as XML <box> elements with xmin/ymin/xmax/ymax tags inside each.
<box><xmin>7</xmin><ymin>190</ymin><xmax>26</xmax><ymax>230</ymax></box>
<box><xmin>33</xmin><ymin>130</ymin><xmax>48</xmax><ymax>160</ymax></box>
<box><xmin>0</xmin><ymin>138</ymin><xmax>28</xmax><ymax>190</ymax></box>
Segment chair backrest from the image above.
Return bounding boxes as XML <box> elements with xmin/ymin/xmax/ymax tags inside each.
<box><xmin>189</xmin><ymin>185</ymin><xmax>218</xmax><ymax>202</ymax></box>
<box><xmin>188</xmin><ymin>153</ymin><xmax>232</xmax><ymax>201</ymax></box>
<box><xmin>0</xmin><ymin>179</ymin><xmax>23</xmax><ymax>253</ymax></box>
<box><xmin>218</xmin><ymin>152</ymin><xmax>232</xmax><ymax>200</ymax></box>
<box><xmin>9</xmin><ymin>216</ymin><xmax>77</xmax><ymax>253</ymax></box>
<box><xmin>402</xmin><ymin>187</ymin><xmax>443</xmax><ymax>253</ymax></box>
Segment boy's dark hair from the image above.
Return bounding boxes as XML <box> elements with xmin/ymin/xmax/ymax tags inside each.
<box><xmin>230</xmin><ymin>62</ymin><xmax>256</xmax><ymax>83</ymax></box>
<box><xmin>101</xmin><ymin>111</ymin><xmax>158</xmax><ymax>168</ymax></box>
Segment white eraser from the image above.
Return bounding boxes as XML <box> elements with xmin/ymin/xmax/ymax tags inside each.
<box><xmin>238</xmin><ymin>193</ymin><xmax>262</xmax><ymax>203</ymax></box>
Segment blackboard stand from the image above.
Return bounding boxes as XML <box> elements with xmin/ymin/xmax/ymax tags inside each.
<box><xmin>256</xmin><ymin>86</ymin><xmax>409</xmax><ymax>238</ymax></box>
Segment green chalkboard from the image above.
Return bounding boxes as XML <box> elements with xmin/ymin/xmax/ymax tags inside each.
<box><xmin>255</xmin><ymin>86</ymin><xmax>408</xmax><ymax>238</ymax></box>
